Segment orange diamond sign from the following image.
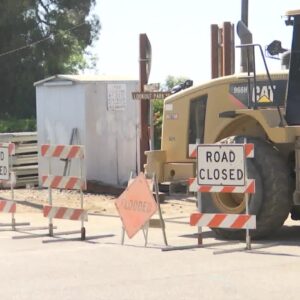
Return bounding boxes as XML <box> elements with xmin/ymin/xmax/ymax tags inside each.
<box><xmin>115</xmin><ymin>173</ymin><xmax>158</xmax><ymax>238</ymax></box>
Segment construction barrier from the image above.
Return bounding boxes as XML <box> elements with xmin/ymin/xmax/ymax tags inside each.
<box><xmin>0</xmin><ymin>143</ymin><xmax>30</xmax><ymax>231</ymax></box>
<box><xmin>190</xmin><ymin>142</ymin><xmax>256</xmax><ymax>250</ymax></box>
<box><xmin>40</xmin><ymin>144</ymin><xmax>87</xmax><ymax>240</ymax></box>
<box><xmin>163</xmin><ymin>141</ymin><xmax>256</xmax><ymax>252</ymax></box>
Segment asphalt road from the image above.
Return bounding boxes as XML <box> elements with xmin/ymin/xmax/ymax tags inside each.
<box><xmin>0</xmin><ymin>212</ymin><xmax>300</xmax><ymax>300</ymax></box>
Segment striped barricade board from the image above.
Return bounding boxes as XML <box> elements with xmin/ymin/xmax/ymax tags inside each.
<box><xmin>188</xmin><ymin>177</ymin><xmax>256</xmax><ymax>193</ymax></box>
<box><xmin>189</xmin><ymin>143</ymin><xmax>254</xmax><ymax>159</ymax></box>
<box><xmin>40</xmin><ymin>143</ymin><xmax>87</xmax><ymax>240</ymax></box>
<box><xmin>0</xmin><ymin>200</ymin><xmax>16</xmax><ymax>213</ymax></box>
<box><xmin>40</xmin><ymin>144</ymin><xmax>84</xmax><ymax>159</ymax></box>
<box><xmin>190</xmin><ymin>212</ymin><xmax>256</xmax><ymax>229</ymax></box>
<box><xmin>43</xmin><ymin>205</ymin><xmax>88</xmax><ymax>222</ymax></box>
<box><xmin>42</xmin><ymin>175</ymin><xmax>86</xmax><ymax>190</ymax></box>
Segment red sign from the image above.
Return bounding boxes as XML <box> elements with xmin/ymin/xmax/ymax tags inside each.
<box><xmin>115</xmin><ymin>173</ymin><xmax>158</xmax><ymax>238</ymax></box>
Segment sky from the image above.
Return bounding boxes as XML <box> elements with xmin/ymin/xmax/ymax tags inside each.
<box><xmin>89</xmin><ymin>0</ymin><xmax>300</xmax><ymax>85</ymax></box>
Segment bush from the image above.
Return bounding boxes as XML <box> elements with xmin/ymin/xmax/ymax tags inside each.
<box><xmin>0</xmin><ymin>118</ymin><xmax>36</xmax><ymax>132</ymax></box>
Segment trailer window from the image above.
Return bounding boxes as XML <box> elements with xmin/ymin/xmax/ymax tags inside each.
<box><xmin>188</xmin><ymin>95</ymin><xmax>207</xmax><ymax>146</ymax></box>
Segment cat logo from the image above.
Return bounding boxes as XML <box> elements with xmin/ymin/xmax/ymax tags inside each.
<box><xmin>230</xmin><ymin>79</ymin><xmax>286</xmax><ymax>108</ymax></box>
<box><xmin>253</xmin><ymin>85</ymin><xmax>275</xmax><ymax>103</ymax></box>
<box><xmin>257</xmin><ymin>95</ymin><xmax>272</xmax><ymax>103</ymax></box>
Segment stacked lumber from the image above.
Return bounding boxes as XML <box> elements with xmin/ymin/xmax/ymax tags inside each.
<box><xmin>0</xmin><ymin>132</ymin><xmax>38</xmax><ymax>188</ymax></box>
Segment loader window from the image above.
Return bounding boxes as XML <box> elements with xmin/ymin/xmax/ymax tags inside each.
<box><xmin>188</xmin><ymin>95</ymin><xmax>207</xmax><ymax>146</ymax></box>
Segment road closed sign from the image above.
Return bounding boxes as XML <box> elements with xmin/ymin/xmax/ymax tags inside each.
<box><xmin>0</xmin><ymin>147</ymin><xmax>9</xmax><ymax>180</ymax></box>
<box><xmin>197</xmin><ymin>144</ymin><xmax>246</xmax><ymax>186</ymax></box>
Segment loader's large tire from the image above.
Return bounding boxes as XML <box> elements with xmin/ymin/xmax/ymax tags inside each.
<box><xmin>202</xmin><ymin>136</ymin><xmax>293</xmax><ymax>239</ymax></box>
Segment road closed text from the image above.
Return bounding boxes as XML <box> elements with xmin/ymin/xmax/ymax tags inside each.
<box><xmin>198</xmin><ymin>168</ymin><xmax>244</xmax><ymax>182</ymax></box>
<box><xmin>0</xmin><ymin>148</ymin><xmax>9</xmax><ymax>180</ymax></box>
<box><xmin>197</xmin><ymin>145</ymin><xmax>246</xmax><ymax>186</ymax></box>
<box><xmin>0</xmin><ymin>165</ymin><xmax>8</xmax><ymax>176</ymax></box>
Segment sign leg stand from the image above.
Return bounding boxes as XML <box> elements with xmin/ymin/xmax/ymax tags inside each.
<box><xmin>49</xmin><ymin>223</ymin><xmax>54</xmax><ymax>237</ymax></box>
<box><xmin>245</xmin><ymin>193</ymin><xmax>251</xmax><ymax>250</ymax></box>
<box><xmin>244</xmin><ymin>138</ymin><xmax>252</xmax><ymax>251</ymax></box>
<box><xmin>197</xmin><ymin>228</ymin><xmax>203</xmax><ymax>245</ymax></box>
<box><xmin>154</xmin><ymin>174</ymin><xmax>168</xmax><ymax>246</ymax></box>
<box><xmin>81</xmin><ymin>226</ymin><xmax>86</xmax><ymax>241</ymax></box>
<box><xmin>47</xmin><ymin>157</ymin><xmax>54</xmax><ymax>237</ymax></box>
<box><xmin>121</xmin><ymin>227</ymin><xmax>125</xmax><ymax>245</ymax></box>
<box><xmin>12</xmin><ymin>213</ymin><xmax>16</xmax><ymax>231</ymax></box>
<box><xmin>80</xmin><ymin>184</ymin><xmax>86</xmax><ymax>241</ymax></box>
<box><xmin>197</xmin><ymin>191</ymin><xmax>203</xmax><ymax>245</ymax></box>
<box><xmin>9</xmin><ymin>156</ymin><xmax>16</xmax><ymax>231</ymax></box>
<box><xmin>10</xmin><ymin>171</ymin><xmax>16</xmax><ymax>231</ymax></box>
<box><xmin>49</xmin><ymin>185</ymin><xmax>53</xmax><ymax>236</ymax></box>
<box><xmin>143</xmin><ymin>222</ymin><xmax>149</xmax><ymax>247</ymax></box>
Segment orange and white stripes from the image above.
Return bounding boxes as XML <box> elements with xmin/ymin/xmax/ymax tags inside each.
<box><xmin>42</xmin><ymin>175</ymin><xmax>86</xmax><ymax>190</ymax></box>
<box><xmin>190</xmin><ymin>212</ymin><xmax>256</xmax><ymax>229</ymax></box>
<box><xmin>188</xmin><ymin>177</ymin><xmax>255</xmax><ymax>193</ymax></box>
<box><xmin>189</xmin><ymin>143</ymin><xmax>254</xmax><ymax>158</ymax></box>
<box><xmin>40</xmin><ymin>144</ymin><xmax>84</xmax><ymax>159</ymax></box>
<box><xmin>43</xmin><ymin>205</ymin><xmax>88</xmax><ymax>221</ymax></box>
<box><xmin>0</xmin><ymin>200</ymin><xmax>16</xmax><ymax>213</ymax></box>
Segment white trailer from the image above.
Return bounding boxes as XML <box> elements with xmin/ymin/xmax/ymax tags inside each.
<box><xmin>35</xmin><ymin>74</ymin><xmax>139</xmax><ymax>187</ymax></box>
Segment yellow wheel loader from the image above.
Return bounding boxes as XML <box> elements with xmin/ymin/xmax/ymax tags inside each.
<box><xmin>145</xmin><ymin>10</ymin><xmax>300</xmax><ymax>239</ymax></box>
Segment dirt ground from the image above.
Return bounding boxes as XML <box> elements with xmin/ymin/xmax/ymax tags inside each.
<box><xmin>0</xmin><ymin>187</ymin><xmax>197</xmax><ymax>218</ymax></box>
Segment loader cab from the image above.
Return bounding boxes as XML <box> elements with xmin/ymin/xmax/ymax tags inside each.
<box><xmin>285</xmin><ymin>10</ymin><xmax>300</xmax><ymax>125</ymax></box>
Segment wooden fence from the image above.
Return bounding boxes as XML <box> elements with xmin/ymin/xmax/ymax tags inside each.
<box><xmin>0</xmin><ymin>132</ymin><xmax>38</xmax><ymax>188</ymax></box>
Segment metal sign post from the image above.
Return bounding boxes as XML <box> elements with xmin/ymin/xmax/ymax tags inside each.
<box><xmin>9</xmin><ymin>151</ymin><xmax>16</xmax><ymax>230</ymax></box>
<box><xmin>79</xmin><ymin>156</ymin><xmax>85</xmax><ymax>240</ymax></box>
<box><xmin>244</xmin><ymin>138</ymin><xmax>251</xmax><ymax>250</ymax></box>
<box><xmin>196</xmin><ymin>139</ymin><xmax>202</xmax><ymax>246</ymax></box>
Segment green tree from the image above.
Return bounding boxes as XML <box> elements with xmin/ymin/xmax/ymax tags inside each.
<box><xmin>0</xmin><ymin>0</ymin><xmax>100</xmax><ymax>119</ymax></box>
<box><xmin>164</xmin><ymin>75</ymin><xmax>189</xmax><ymax>90</ymax></box>
<box><xmin>153</xmin><ymin>75</ymin><xmax>189</xmax><ymax>149</ymax></box>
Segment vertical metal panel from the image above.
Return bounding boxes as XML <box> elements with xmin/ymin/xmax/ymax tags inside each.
<box><xmin>84</xmin><ymin>80</ymin><xmax>139</xmax><ymax>185</ymax></box>
<box><xmin>223</xmin><ymin>22</ymin><xmax>233</xmax><ymax>76</ymax></box>
<box><xmin>211</xmin><ymin>24</ymin><xmax>219</xmax><ymax>79</ymax></box>
<box><xmin>36</xmin><ymin>83</ymin><xmax>86</xmax><ymax>184</ymax></box>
